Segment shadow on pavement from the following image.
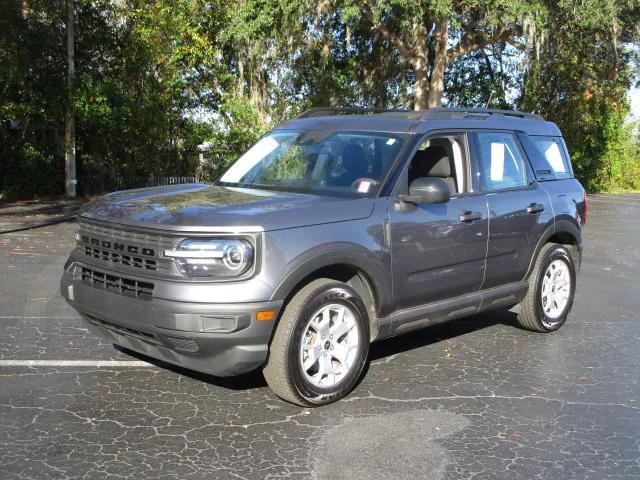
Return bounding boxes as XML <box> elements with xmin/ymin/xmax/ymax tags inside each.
<box><xmin>369</xmin><ymin>309</ymin><xmax>519</xmax><ymax>362</ymax></box>
<box><xmin>115</xmin><ymin>309</ymin><xmax>520</xmax><ymax>392</ymax></box>
<box><xmin>114</xmin><ymin>344</ymin><xmax>270</xmax><ymax>390</ymax></box>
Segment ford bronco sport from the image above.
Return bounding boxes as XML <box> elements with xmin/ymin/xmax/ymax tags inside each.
<box><xmin>61</xmin><ymin>107</ymin><xmax>586</xmax><ymax>406</ymax></box>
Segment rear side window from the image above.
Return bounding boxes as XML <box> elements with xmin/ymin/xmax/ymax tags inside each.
<box><xmin>472</xmin><ymin>132</ymin><xmax>529</xmax><ymax>191</ymax></box>
<box><xmin>524</xmin><ymin>135</ymin><xmax>573</xmax><ymax>180</ymax></box>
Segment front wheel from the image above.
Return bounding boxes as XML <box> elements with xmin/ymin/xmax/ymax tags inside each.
<box><xmin>517</xmin><ymin>243</ymin><xmax>577</xmax><ymax>332</ymax></box>
<box><xmin>262</xmin><ymin>278</ymin><xmax>370</xmax><ymax>406</ymax></box>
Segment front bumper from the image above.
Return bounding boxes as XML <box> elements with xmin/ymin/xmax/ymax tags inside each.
<box><xmin>60</xmin><ymin>262</ymin><xmax>282</xmax><ymax>377</ymax></box>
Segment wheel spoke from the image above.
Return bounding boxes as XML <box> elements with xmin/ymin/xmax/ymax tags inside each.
<box><xmin>332</xmin><ymin>343</ymin><xmax>353</xmax><ymax>367</ymax></box>
<box><xmin>311</xmin><ymin>310</ymin><xmax>330</xmax><ymax>337</ymax></box>
<box><xmin>302</xmin><ymin>345</ymin><xmax>321</xmax><ymax>370</ymax></box>
<box><xmin>313</xmin><ymin>354</ymin><xmax>333</xmax><ymax>382</ymax></box>
<box><xmin>331</xmin><ymin>319</ymin><xmax>354</xmax><ymax>341</ymax></box>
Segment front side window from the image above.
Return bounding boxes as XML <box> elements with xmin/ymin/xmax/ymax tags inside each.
<box><xmin>407</xmin><ymin>134</ymin><xmax>467</xmax><ymax>194</ymax></box>
<box><xmin>219</xmin><ymin>130</ymin><xmax>405</xmax><ymax>196</ymax></box>
<box><xmin>473</xmin><ymin>132</ymin><xmax>528</xmax><ymax>191</ymax></box>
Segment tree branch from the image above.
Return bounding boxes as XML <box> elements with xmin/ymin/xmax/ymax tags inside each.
<box><xmin>507</xmin><ymin>38</ymin><xmax>529</xmax><ymax>52</ymax></box>
<box><xmin>448</xmin><ymin>27</ymin><xmax>518</xmax><ymax>60</ymax></box>
<box><xmin>358</xmin><ymin>1</ymin><xmax>414</xmax><ymax>59</ymax></box>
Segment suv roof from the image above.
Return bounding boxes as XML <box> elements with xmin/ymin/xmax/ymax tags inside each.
<box><xmin>278</xmin><ymin>107</ymin><xmax>561</xmax><ymax>137</ymax></box>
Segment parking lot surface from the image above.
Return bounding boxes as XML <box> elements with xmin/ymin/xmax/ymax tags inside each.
<box><xmin>1</xmin><ymin>194</ymin><xmax>639</xmax><ymax>480</ymax></box>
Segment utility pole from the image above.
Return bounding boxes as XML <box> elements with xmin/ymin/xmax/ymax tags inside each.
<box><xmin>64</xmin><ymin>0</ymin><xmax>76</xmax><ymax>197</ymax></box>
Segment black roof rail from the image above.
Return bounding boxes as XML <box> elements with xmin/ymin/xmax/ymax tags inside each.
<box><xmin>298</xmin><ymin>107</ymin><xmax>411</xmax><ymax>118</ymax></box>
<box><xmin>422</xmin><ymin>107</ymin><xmax>543</xmax><ymax>120</ymax></box>
<box><xmin>295</xmin><ymin>106</ymin><xmax>543</xmax><ymax>121</ymax></box>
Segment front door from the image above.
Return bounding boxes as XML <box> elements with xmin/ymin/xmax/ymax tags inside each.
<box><xmin>388</xmin><ymin>132</ymin><xmax>488</xmax><ymax>312</ymax></box>
<box><xmin>389</xmin><ymin>196</ymin><xmax>489</xmax><ymax>311</ymax></box>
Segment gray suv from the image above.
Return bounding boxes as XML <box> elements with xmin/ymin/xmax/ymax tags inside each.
<box><xmin>61</xmin><ymin>107</ymin><xmax>587</xmax><ymax>406</ymax></box>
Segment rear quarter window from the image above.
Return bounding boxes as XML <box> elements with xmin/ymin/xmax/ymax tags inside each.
<box><xmin>519</xmin><ymin>134</ymin><xmax>573</xmax><ymax>180</ymax></box>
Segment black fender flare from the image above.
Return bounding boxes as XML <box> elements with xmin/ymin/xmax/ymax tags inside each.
<box><xmin>269</xmin><ymin>242</ymin><xmax>392</xmax><ymax>317</ymax></box>
<box><xmin>524</xmin><ymin>218</ymin><xmax>582</xmax><ymax>279</ymax></box>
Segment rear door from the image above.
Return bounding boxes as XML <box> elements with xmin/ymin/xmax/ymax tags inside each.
<box><xmin>469</xmin><ymin>131</ymin><xmax>553</xmax><ymax>289</ymax></box>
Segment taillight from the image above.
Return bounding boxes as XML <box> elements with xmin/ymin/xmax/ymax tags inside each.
<box><xmin>582</xmin><ymin>191</ymin><xmax>587</xmax><ymax>225</ymax></box>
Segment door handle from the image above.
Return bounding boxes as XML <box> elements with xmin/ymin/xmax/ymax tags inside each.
<box><xmin>459</xmin><ymin>211</ymin><xmax>482</xmax><ymax>223</ymax></box>
<box><xmin>526</xmin><ymin>203</ymin><xmax>545</xmax><ymax>214</ymax></box>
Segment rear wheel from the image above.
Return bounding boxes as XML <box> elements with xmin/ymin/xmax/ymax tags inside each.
<box><xmin>517</xmin><ymin>243</ymin><xmax>576</xmax><ymax>332</ymax></box>
<box><xmin>263</xmin><ymin>278</ymin><xmax>369</xmax><ymax>406</ymax></box>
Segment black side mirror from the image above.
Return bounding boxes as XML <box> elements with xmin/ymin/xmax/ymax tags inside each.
<box><xmin>400</xmin><ymin>177</ymin><xmax>451</xmax><ymax>204</ymax></box>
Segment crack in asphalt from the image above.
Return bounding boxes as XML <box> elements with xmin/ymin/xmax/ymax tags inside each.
<box><xmin>342</xmin><ymin>392</ymin><xmax>640</xmax><ymax>411</ymax></box>
<box><xmin>1</xmin><ymin>195</ymin><xmax>640</xmax><ymax>479</ymax></box>
<box><xmin>0</xmin><ymin>360</ymin><xmax>155</xmax><ymax>367</ymax></box>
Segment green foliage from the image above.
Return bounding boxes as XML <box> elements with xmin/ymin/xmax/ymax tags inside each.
<box><xmin>199</xmin><ymin>96</ymin><xmax>270</xmax><ymax>181</ymax></box>
<box><xmin>1</xmin><ymin>0</ymin><xmax>223</xmax><ymax>198</ymax></box>
<box><xmin>0</xmin><ymin>0</ymin><xmax>66</xmax><ymax>198</ymax></box>
<box><xmin>445</xmin><ymin>45</ymin><xmax>522</xmax><ymax>109</ymax></box>
<box><xmin>1</xmin><ymin>0</ymin><xmax>638</xmax><ymax>199</ymax></box>
<box><xmin>520</xmin><ymin>0</ymin><xmax>640</xmax><ymax>191</ymax></box>
<box><xmin>597</xmin><ymin>117</ymin><xmax>640</xmax><ymax>191</ymax></box>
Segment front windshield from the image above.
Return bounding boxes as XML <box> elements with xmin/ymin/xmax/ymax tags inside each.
<box><xmin>218</xmin><ymin>129</ymin><xmax>406</xmax><ymax>196</ymax></box>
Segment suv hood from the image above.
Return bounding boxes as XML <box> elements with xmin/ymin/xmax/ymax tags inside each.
<box><xmin>79</xmin><ymin>183</ymin><xmax>375</xmax><ymax>232</ymax></box>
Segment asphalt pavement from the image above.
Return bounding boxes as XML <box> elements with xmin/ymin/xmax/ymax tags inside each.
<box><xmin>0</xmin><ymin>194</ymin><xmax>638</xmax><ymax>479</ymax></box>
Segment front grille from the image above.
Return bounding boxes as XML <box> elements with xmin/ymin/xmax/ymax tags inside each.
<box><xmin>80</xmin><ymin>266</ymin><xmax>154</xmax><ymax>300</ymax></box>
<box><xmin>77</xmin><ymin>220</ymin><xmax>176</xmax><ymax>274</ymax></box>
<box><xmin>79</xmin><ymin>221</ymin><xmax>175</xmax><ymax>247</ymax></box>
<box><xmin>86</xmin><ymin>314</ymin><xmax>156</xmax><ymax>340</ymax></box>
<box><xmin>162</xmin><ymin>336</ymin><xmax>200</xmax><ymax>353</ymax></box>
<box><xmin>83</xmin><ymin>246</ymin><xmax>157</xmax><ymax>270</ymax></box>
<box><xmin>86</xmin><ymin>315</ymin><xmax>200</xmax><ymax>353</ymax></box>
<box><xmin>84</xmin><ymin>315</ymin><xmax>164</xmax><ymax>348</ymax></box>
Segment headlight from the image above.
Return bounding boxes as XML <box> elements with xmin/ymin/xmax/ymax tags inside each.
<box><xmin>164</xmin><ymin>238</ymin><xmax>254</xmax><ymax>278</ymax></box>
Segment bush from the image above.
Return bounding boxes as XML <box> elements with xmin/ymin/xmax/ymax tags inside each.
<box><xmin>0</xmin><ymin>138</ymin><xmax>62</xmax><ymax>200</ymax></box>
<box><xmin>597</xmin><ymin>119</ymin><xmax>640</xmax><ymax>192</ymax></box>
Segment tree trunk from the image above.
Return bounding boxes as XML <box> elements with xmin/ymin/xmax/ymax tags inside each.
<box><xmin>412</xmin><ymin>25</ymin><xmax>430</xmax><ymax>111</ymax></box>
<box><xmin>64</xmin><ymin>0</ymin><xmax>76</xmax><ymax>197</ymax></box>
<box><xmin>413</xmin><ymin>56</ymin><xmax>429</xmax><ymax>110</ymax></box>
<box><xmin>426</xmin><ymin>18</ymin><xmax>448</xmax><ymax>108</ymax></box>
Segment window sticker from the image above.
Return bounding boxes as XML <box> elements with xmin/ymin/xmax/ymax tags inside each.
<box><xmin>386</xmin><ymin>138</ymin><xmax>397</xmax><ymax>146</ymax></box>
<box><xmin>451</xmin><ymin>139</ymin><xmax>464</xmax><ymax>193</ymax></box>
<box><xmin>490</xmin><ymin>142</ymin><xmax>505</xmax><ymax>181</ymax></box>
<box><xmin>544</xmin><ymin>142</ymin><xmax>566</xmax><ymax>173</ymax></box>
<box><xmin>357</xmin><ymin>180</ymin><xmax>371</xmax><ymax>193</ymax></box>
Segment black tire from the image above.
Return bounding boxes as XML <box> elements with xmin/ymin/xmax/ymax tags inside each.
<box><xmin>262</xmin><ymin>278</ymin><xmax>370</xmax><ymax>406</ymax></box>
<box><xmin>517</xmin><ymin>243</ymin><xmax>576</xmax><ymax>332</ymax></box>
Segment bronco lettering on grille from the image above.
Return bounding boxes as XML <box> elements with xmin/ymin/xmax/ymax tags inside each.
<box><xmin>80</xmin><ymin>235</ymin><xmax>156</xmax><ymax>257</ymax></box>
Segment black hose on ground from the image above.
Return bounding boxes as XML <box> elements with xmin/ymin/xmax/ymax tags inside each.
<box><xmin>0</xmin><ymin>213</ymin><xmax>78</xmax><ymax>235</ymax></box>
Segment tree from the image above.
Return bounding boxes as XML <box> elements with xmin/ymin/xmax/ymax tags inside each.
<box><xmin>521</xmin><ymin>0</ymin><xmax>640</xmax><ymax>190</ymax></box>
<box><xmin>0</xmin><ymin>0</ymin><xmax>67</xmax><ymax>198</ymax></box>
<box><xmin>2</xmin><ymin>0</ymin><xmax>639</xmax><ymax>198</ymax></box>
<box><xmin>331</xmin><ymin>0</ymin><xmax>546</xmax><ymax>109</ymax></box>
<box><xmin>445</xmin><ymin>44</ymin><xmax>523</xmax><ymax>109</ymax></box>
<box><xmin>65</xmin><ymin>0</ymin><xmax>77</xmax><ymax>197</ymax></box>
